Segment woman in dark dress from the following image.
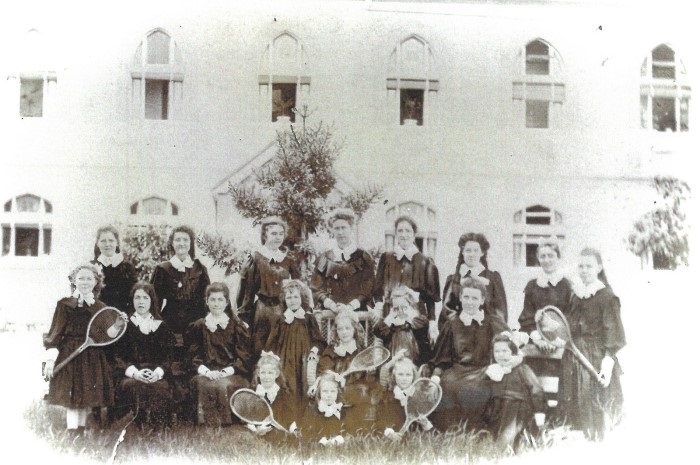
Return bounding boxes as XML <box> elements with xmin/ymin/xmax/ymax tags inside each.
<box><xmin>373</xmin><ymin>215</ymin><xmax>440</xmax><ymax>363</ymax></box>
<box><xmin>152</xmin><ymin>225</ymin><xmax>211</xmax><ymax>337</ymax></box>
<box><xmin>440</xmin><ymin>233</ymin><xmax>509</xmax><ymax>334</ymax></box>
<box><xmin>311</xmin><ymin>208</ymin><xmax>375</xmax><ymax>315</ymax></box>
<box><xmin>236</xmin><ymin>216</ymin><xmax>301</xmax><ymax>357</ymax></box>
<box><xmin>558</xmin><ymin>248</ymin><xmax>625</xmax><ymax>440</ymax></box>
<box><xmin>90</xmin><ymin>225</ymin><xmax>138</xmax><ymax>313</ymax></box>
<box><xmin>114</xmin><ymin>282</ymin><xmax>176</xmax><ymax>428</ymax></box>
<box><xmin>429</xmin><ymin>277</ymin><xmax>494</xmax><ymax>431</ymax></box>
<box><xmin>518</xmin><ymin>237</ymin><xmax>572</xmax><ymax>351</ymax></box>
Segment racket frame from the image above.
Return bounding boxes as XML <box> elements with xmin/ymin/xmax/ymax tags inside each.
<box><xmin>229</xmin><ymin>388</ymin><xmax>290</xmax><ymax>433</ymax></box>
<box><xmin>339</xmin><ymin>346</ymin><xmax>390</xmax><ymax>378</ymax></box>
<box><xmin>397</xmin><ymin>377</ymin><xmax>443</xmax><ymax>435</ymax></box>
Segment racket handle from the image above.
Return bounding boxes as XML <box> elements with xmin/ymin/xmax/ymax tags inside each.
<box><xmin>52</xmin><ymin>344</ymin><xmax>88</xmax><ymax>375</ymax></box>
<box><xmin>270</xmin><ymin>419</ymin><xmax>290</xmax><ymax>434</ymax></box>
<box><xmin>568</xmin><ymin>344</ymin><xmax>600</xmax><ymax>379</ymax></box>
<box><xmin>398</xmin><ymin>419</ymin><xmax>411</xmax><ymax>435</ymax></box>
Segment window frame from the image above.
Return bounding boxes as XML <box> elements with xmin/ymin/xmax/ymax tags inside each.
<box><xmin>384</xmin><ymin>201</ymin><xmax>438</xmax><ymax>258</ymax></box>
<box><xmin>512</xmin><ymin>205</ymin><xmax>564</xmax><ymax>268</ymax></box>
<box><xmin>1</xmin><ymin>194</ymin><xmax>53</xmax><ymax>258</ymax></box>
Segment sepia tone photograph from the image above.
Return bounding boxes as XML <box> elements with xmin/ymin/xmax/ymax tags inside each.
<box><xmin>0</xmin><ymin>0</ymin><xmax>697</xmax><ymax>464</ymax></box>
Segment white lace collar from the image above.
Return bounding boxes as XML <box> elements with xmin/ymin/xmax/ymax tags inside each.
<box><xmin>130</xmin><ymin>312</ymin><xmax>162</xmax><ymax>334</ymax></box>
<box><xmin>72</xmin><ymin>290</ymin><xmax>95</xmax><ymax>306</ymax></box>
<box><xmin>283</xmin><ymin>307</ymin><xmax>306</xmax><ymax>324</ymax></box>
<box><xmin>334</xmin><ymin>340</ymin><xmax>357</xmax><ymax>357</ymax></box>
<box><xmin>332</xmin><ymin>243</ymin><xmax>357</xmax><ymax>262</ymax></box>
<box><xmin>256</xmin><ymin>383</ymin><xmax>281</xmax><ymax>404</ymax></box>
<box><xmin>97</xmin><ymin>253</ymin><xmax>124</xmax><ymax>267</ymax></box>
<box><xmin>170</xmin><ymin>255</ymin><xmax>194</xmax><ymax>272</ymax></box>
<box><xmin>574</xmin><ymin>279</ymin><xmax>606</xmax><ymax>299</ymax></box>
<box><xmin>536</xmin><ymin>269</ymin><xmax>564</xmax><ymax>288</ymax></box>
<box><xmin>205</xmin><ymin>313</ymin><xmax>230</xmax><ymax>332</ymax></box>
<box><xmin>318</xmin><ymin>401</ymin><xmax>343</xmax><ymax>419</ymax></box>
<box><xmin>459</xmin><ymin>263</ymin><xmax>485</xmax><ymax>278</ymax></box>
<box><xmin>459</xmin><ymin>309</ymin><xmax>484</xmax><ymax>326</ymax></box>
<box><xmin>394</xmin><ymin>244</ymin><xmax>419</xmax><ymax>261</ymax></box>
<box><xmin>393</xmin><ymin>385</ymin><xmax>415</xmax><ymax>407</ymax></box>
<box><xmin>258</xmin><ymin>246</ymin><xmax>287</xmax><ymax>263</ymax></box>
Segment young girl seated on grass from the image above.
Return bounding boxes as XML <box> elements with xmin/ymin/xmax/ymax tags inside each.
<box><xmin>373</xmin><ymin>285</ymin><xmax>428</xmax><ymax>364</ymax></box>
<box><xmin>301</xmin><ymin>371</ymin><xmax>347</xmax><ymax>445</ymax></box>
<box><xmin>247</xmin><ymin>351</ymin><xmax>297</xmax><ymax>436</ymax></box>
<box><xmin>483</xmin><ymin>333</ymin><xmax>545</xmax><ymax>451</ymax></box>
<box><xmin>186</xmin><ymin>282</ymin><xmax>250</xmax><ymax>426</ymax></box>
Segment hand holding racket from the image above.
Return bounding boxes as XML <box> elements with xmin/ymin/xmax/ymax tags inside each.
<box><xmin>397</xmin><ymin>377</ymin><xmax>442</xmax><ymax>434</ymax></box>
<box><xmin>46</xmin><ymin>306</ymin><xmax>128</xmax><ymax>379</ymax></box>
<box><xmin>230</xmin><ymin>388</ymin><xmax>294</xmax><ymax>434</ymax></box>
<box><xmin>339</xmin><ymin>346</ymin><xmax>390</xmax><ymax>378</ymax></box>
<box><xmin>535</xmin><ymin>305</ymin><xmax>601</xmax><ymax>382</ymax></box>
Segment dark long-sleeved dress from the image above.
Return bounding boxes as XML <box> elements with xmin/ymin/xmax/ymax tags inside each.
<box><xmin>114</xmin><ymin>319</ymin><xmax>176</xmax><ymax>426</ymax></box>
<box><xmin>91</xmin><ymin>260</ymin><xmax>138</xmax><ymax>313</ymax></box>
<box><xmin>152</xmin><ymin>259</ymin><xmax>210</xmax><ymax>336</ymax></box>
<box><xmin>300</xmin><ymin>401</ymin><xmax>344</xmax><ymax>440</ymax></box>
<box><xmin>265</xmin><ymin>313</ymin><xmax>325</xmax><ymax>406</ymax></box>
<box><xmin>373</xmin><ymin>251</ymin><xmax>440</xmax><ymax>363</ymax></box>
<box><xmin>310</xmin><ymin>249</ymin><xmax>375</xmax><ymax>311</ymax></box>
<box><xmin>559</xmin><ymin>285</ymin><xmax>625</xmax><ymax>440</ymax></box>
<box><xmin>44</xmin><ymin>297</ymin><xmax>114</xmax><ymax>409</ymax></box>
<box><xmin>236</xmin><ymin>250</ymin><xmax>301</xmax><ymax>355</ymax></box>
<box><xmin>518</xmin><ymin>277</ymin><xmax>573</xmax><ymax>335</ymax></box>
<box><xmin>441</xmin><ymin>269</ymin><xmax>509</xmax><ymax>333</ymax></box>
<box><xmin>373</xmin><ymin>314</ymin><xmax>429</xmax><ymax>364</ymax></box>
<box><xmin>429</xmin><ymin>315</ymin><xmax>493</xmax><ymax>430</ymax></box>
<box><xmin>186</xmin><ymin>316</ymin><xmax>251</xmax><ymax>426</ymax></box>
<box><xmin>483</xmin><ymin>364</ymin><xmax>545</xmax><ymax>447</ymax></box>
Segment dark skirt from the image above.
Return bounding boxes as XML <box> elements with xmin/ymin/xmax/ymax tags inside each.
<box><xmin>118</xmin><ymin>378</ymin><xmax>173</xmax><ymax>426</ymax></box>
<box><xmin>253</xmin><ymin>299</ymin><xmax>283</xmax><ymax>356</ymax></box>
<box><xmin>190</xmin><ymin>374</ymin><xmax>248</xmax><ymax>426</ymax></box>
<box><xmin>431</xmin><ymin>365</ymin><xmax>491</xmax><ymax>431</ymax></box>
<box><xmin>483</xmin><ymin>397</ymin><xmax>531</xmax><ymax>448</ymax></box>
<box><xmin>48</xmin><ymin>338</ymin><xmax>114</xmax><ymax>409</ymax></box>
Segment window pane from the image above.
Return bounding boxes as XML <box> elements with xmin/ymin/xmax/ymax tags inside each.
<box><xmin>16</xmin><ymin>194</ymin><xmax>41</xmax><ymax>212</ymax></box>
<box><xmin>130</xmin><ymin>202</ymin><xmax>138</xmax><ymax>214</ymax></box>
<box><xmin>652</xmin><ymin>97</ymin><xmax>676</xmax><ymax>132</ymax></box>
<box><xmin>652</xmin><ymin>63</ymin><xmax>675</xmax><ymax>80</ymax></box>
<box><xmin>651</xmin><ymin>45</ymin><xmax>675</xmax><ymax>79</ymax></box>
<box><xmin>171</xmin><ymin>203</ymin><xmax>179</xmax><ymax>215</ymax></box>
<box><xmin>145</xmin><ymin>80</ymin><xmax>169</xmax><ymax>120</ymax></box>
<box><xmin>147</xmin><ymin>31</ymin><xmax>170</xmax><ymax>65</ymax></box>
<box><xmin>640</xmin><ymin>95</ymin><xmax>649</xmax><ymax>129</ymax></box>
<box><xmin>43</xmin><ymin>228</ymin><xmax>52</xmax><ymax>255</ymax></box>
<box><xmin>652</xmin><ymin>44</ymin><xmax>674</xmax><ymax>63</ymax></box>
<box><xmin>20</xmin><ymin>79</ymin><xmax>43</xmax><ymax>117</ymax></box>
<box><xmin>526</xmin><ymin>216</ymin><xmax>551</xmax><ymax>225</ymax></box>
<box><xmin>526</xmin><ymin>243</ymin><xmax>539</xmax><ymax>267</ymax></box>
<box><xmin>44</xmin><ymin>200</ymin><xmax>52</xmax><ymax>213</ymax></box>
<box><xmin>2</xmin><ymin>226</ymin><xmax>9</xmax><ymax>256</ymax></box>
<box><xmin>400</xmin><ymin>88</ymin><xmax>424</xmax><ymax>126</ymax></box>
<box><xmin>680</xmin><ymin>97</ymin><xmax>689</xmax><ymax>132</ymax></box>
<box><xmin>526</xmin><ymin>100</ymin><xmax>548</xmax><ymax>128</ymax></box>
<box><xmin>526</xmin><ymin>40</ymin><xmax>549</xmax><ymax>56</ymax></box>
<box><xmin>15</xmin><ymin>227</ymin><xmax>39</xmax><ymax>256</ymax></box>
<box><xmin>526</xmin><ymin>205</ymin><xmax>550</xmax><ymax>213</ymax></box>
<box><xmin>141</xmin><ymin>197</ymin><xmax>167</xmax><ymax>215</ymax></box>
<box><xmin>526</xmin><ymin>41</ymin><xmax>549</xmax><ymax>75</ymax></box>
<box><xmin>3</xmin><ymin>200</ymin><xmax>11</xmax><ymax>212</ymax></box>
<box><xmin>272</xmin><ymin>83</ymin><xmax>296</xmax><ymax>122</ymax></box>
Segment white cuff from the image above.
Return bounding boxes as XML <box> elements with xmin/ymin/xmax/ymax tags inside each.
<box><xmin>125</xmin><ymin>365</ymin><xmax>138</xmax><ymax>378</ymax></box>
<box><xmin>349</xmin><ymin>299</ymin><xmax>361</xmax><ymax>310</ymax></box>
<box><xmin>197</xmin><ymin>365</ymin><xmax>210</xmax><ymax>375</ymax></box>
<box><xmin>323</xmin><ymin>298</ymin><xmax>334</xmax><ymax>309</ymax></box>
<box><xmin>221</xmin><ymin>367</ymin><xmax>235</xmax><ymax>377</ymax></box>
<box><xmin>45</xmin><ymin>348</ymin><xmax>59</xmax><ymax>362</ymax></box>
<box><xmin>153</xmin><ymin>367</ymin><xmax>165</xmax><ymax>379</ymax></box>
<box><xmin>529</xmin><ymin>330</ymin><xmax>543</xmax><ymax>341</ymax></box>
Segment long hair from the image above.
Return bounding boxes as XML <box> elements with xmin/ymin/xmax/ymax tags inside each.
<box><xmin>168</xmin><ymin>225</ymin><xmax>196</xmax><ymax>258</ymax></box>
<box><xmin>253</xmin><ymin>352</ymin><xmax>290</xmax><ymax>392</ymax></box>
<box><xmin>329</xmin><ymin>310</ymin><xmax>366</xmax><ymax>349</ymax></box>
<box><xmin>454</xmin><ymin>232</ymin><xmax>490</xmax><ymax>274</ymax></box>
<box><xmin>129</xmin><ymin>281</ymin><xmax>162</xmax><ymax>319</ymax></box>
<box><xmin>93</xmin><ymin>225</ymin><xmax>121</xmax><ymax>260</ymax></box>
<box><xmin>279</xmin><ymin>279</ymin><xmax>312</xmax><ymax>311</ymax></box>
<box><xmin>388</xmin><ymin>357</ymin><xmax>419</xmax><ymax>391</ymax></box>
<box><xmin>68</xmin><ymin>262</ymin><xmax>105</xmax><ymax>297</ymax></box>
<box><xmin>580</xmin><ymin>247</ymin><xmax>611</xmax><ymax>289</ymax></box>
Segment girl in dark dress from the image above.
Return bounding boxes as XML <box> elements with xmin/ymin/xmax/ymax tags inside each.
<box><xmin>246</xmin><ymin>351</ymin><xmax>298</xmax><ymax>437</ymax></box>
<box><xmin>186</xmin><ymin>283</ymin><xmax>250</xmax><ymax>426</ymax></box>
<box><xmin>152</xmin><ymin>225</ymin><xmax>211</xmax><ymax>337</ymax></box>
<box><xmin>429</xmin><ymin>277</ymin><xmax>494</xmax><ymax>431</ymax></box>
<box><xmin>301</xmin><ymin>371</ymin><xmax>347</xmax><ymax>445</ymax></box>
<box><xmin>558</xmin><ymin>248</ymin><xmax>625</xmax><ymax>440</ymax></box>
<box><xmin>311</xmin><ymin>208</ymin><xmax>375</xmax><ymax>314</ymax></box>
<box><xmin>237</xmin><ymin>216</ymin><xmax>301</xmax><ymax>357</ymax></box>
<box><xmin>373</xmin><ymin>285</ymin><xmax>429</xmax><ymax>364</ymax></box>
<box><xmin>440</xmin><ymin>233</ymin><xmax>509</xmax><ymax>334</ymax></box>
<box><xmin>373</xmin><ymin>215</ymin><xmax>440</xmax><ymax>361</ymax></box>
<box><xmin>266</xmin><ymin>279</ymin><xmax>325</xmax><ymax>407</ymax></box>
<box><xmin>518</xmin><ymin>237</ymin><xmax>572</xmax><ymax>352</ymax></box>
<box><xmin>43</xmin><ymin>263</ymin><xmax>125</xmax><ymax>432</ymax></box>
<box><xmin>91</xmin><ymin>225</ymin><xmax>137</xmax><ymax>313</ymax></box>
<box><xmin>483</xmin><ymin>334</ymin><xmax>545</xmax><ymax>451</ymax></box>
<box><xmin>114</xmin><ymin>282</ymin><xmax>176</xmax><ymax>428</ymax></box>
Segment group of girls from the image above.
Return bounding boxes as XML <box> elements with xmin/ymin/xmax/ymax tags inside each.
<box><xmin>41</xmin><ymin>208</ymin><xmax>626</xmax><ymax>447</ymax></box>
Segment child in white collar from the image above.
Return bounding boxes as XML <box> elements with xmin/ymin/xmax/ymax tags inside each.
<box><xmin>373</xmin><ymin>285</ymin><xmax>429</xmax><ymax>363</ymax></box>
<box><xmin>301</xmin><ymin>371</ymin><xmax>346</xmax><ymax>445</ymax></box>
<box><xmin>186</xmin><ymin>282</ymin><xmax>250</xmax><ymax>426</ymax></box>
<box><xmin>247</xmin><ymin>351</ymin><xmax>297</xmax><ymax>436</ymax></box>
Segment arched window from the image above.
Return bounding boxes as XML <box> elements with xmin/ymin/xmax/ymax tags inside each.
<box><xmin>386</xmin><ymin>35</ymin><xmax>439</xmax><ymax>126</ymax></box>
<box><xmin>512</xmin><ymin>39</ymin><xmax>565</xmax><ymax>129</ymax></box>
<box><xmin>131</xmin><ymin>29</ymin><xmax>184</xmax><ymax>120</ymax></box>
<box><xmin>385</xmin><ymin>201</ymin><xmax>438</xmax><ymax>257</ymax></box>
<box><xmin>640</xmin><ymin>44</ymin><xmax>691</xmax><ymax>132</ymax></box>
<box><xmin>129</xmin><ymin>196</ymin><xmax>179</xmax><ymax>229</ymax></box>
<box><xmin>512</xmin><ymin>205</ymin><xmax>564</xmax><ymax>267</ymax></box>
<box><xmin>1</xmin><ymin>194</ymin><xmax>53</xmax><ymax>257</ymax></box>
<box><xmin>7</xmin><ymin>30</ymin><xmax>58</xmax><ymax>118</ymax></box>
<box><xmin>258</xmin><ymin>31</ymin><xmax>310</xmax><ymax>123</ymax></box>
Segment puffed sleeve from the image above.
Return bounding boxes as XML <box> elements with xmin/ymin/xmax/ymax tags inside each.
<box><xmin>185</xmin><ymin>321</ymin><xmax>204</xmax><ymax>373</ymax></box>
<box><xmin>151</xmin><ymin>264</ymin><xmax>168</xmax><ymax>303</ymax></box>
<box><xmin>603</xmin><ymin>293</ymin><xmax>626</xmax><ymax>357</ymax></box>
<box><xmin>518</xmin><ymin>281</ymin><xmax>538</xmax><ymax>335</ymax></box>
<box><xmin>430</xmin><ymin>323</ymin><xmax>457</xmax><ymax>373</ymax></box>
<box><xmin>233</xmin><ymin>320</ymin><xmax>252</xmax><ymax>376</ymax></box>
<box><xmin>307</xmin><ymin>314</ymin><xmax>326</xmax><ymax>350</ymax></box>
<box><xmin>310</xmin><ymin>254</ymin><xmax>331</xmax><ymax>308</ymax></box>
<box><xmin>195</xmin><ymin>261</ymin><xmax>211</xmax><ymax>318</ymax></box>
<box><xmin>353</xmin><ymin>252</ymin><xmax>376</xmax><ymax>308</ymax></box>
<box><xmin>373</xmin><ymin>320</ymin><xmax>393</xmax><ymax>346</ymax></box>
<box><xmin>372</xmin><ymin>252</ymin><xmax>388</xmax><ymax>302</ymax></box>
<box><xmin>264</xmin><ymin>318</ymin><xmax>282</xmax><ymax>354</ymax></box>
<box><xmin>159</xmin><ymin>324</ymin><xmax>177</xmax><ymax>374</ymax></box>
<box><xmin>44</xmin><ymin>300</ymin><xmax>70</xmax><ymax>350</ymax></box>
<box><xmin>422</xmin><ymin>258</ymin><xmax>441</xmax><ymax>321</ymax></box>
<box><xmin>123</xmin><ymin>262</ymin><xmax>138</xmax><ymax>310</ymax></box>
<box><xmin>317</xmin><ymin>347</ymin><xmax>336</xmax><ymax>374</ymax></box>
<box><xmin>487</xmin><ymin>271</ymin><xmax>509</xmax><ymax>333</ymax></box>
<box><xmin>112</xmin><ymin>325</ymin><xmax>133</xmax><ymax>372</ymax></box>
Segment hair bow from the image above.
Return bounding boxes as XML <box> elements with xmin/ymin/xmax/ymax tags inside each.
<box><xmin>260</xmin><ymin>351</ymin><xmax>281</xmax><ymax>362</ymax></box>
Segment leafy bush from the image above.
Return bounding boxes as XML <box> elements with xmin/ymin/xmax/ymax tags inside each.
<box><xmin>121</xmin><ymin>225</ymin><xmax>171</xmax><ymax>282</ymax></box>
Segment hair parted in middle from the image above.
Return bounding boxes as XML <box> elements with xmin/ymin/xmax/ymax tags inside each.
<box><xmin>68</xmin><ymin>262</ymin><xmax>105</xmax><ymax>296</ymax></box>
<box><xmin>259</xmin><ymin>216</ymin><xmax>288</xmax><ymax>245</ymax></box>
<box><xmin>279</xmin><ymin>279</ymin><xmax>312</xmax><ymax>310</ymax></box>
<box><xmin>455</xmin><ymin>232</ymin><xmax>490</xmax><ymax>270</ymax></box>
<box><xmin>326</xmin><ymin>208</ymin><xmax>356</xmax><ymax>228</ymax></box>
<box><xmin>168</xmin><ymin>225</ymin><xmax>197</xmax><ymax>258</ymax></box>
<box><xmin>93</xmin><ymin>225</ymin><xmax>121</xmax><ymax>260</ymax></box>
<box><xmin>330</xmin><ymin>309</ymin><xmax>366</xmax><ymax>349</ymax></box>
<box><xmin>205</xmin><ymin>282</ymin><xmax>230</xmax><ymax>301</ymax></box>
<box><xmin>129</xmin><ymin>281</ymin><xmax>162</xmax><ymax>319</ymax></box>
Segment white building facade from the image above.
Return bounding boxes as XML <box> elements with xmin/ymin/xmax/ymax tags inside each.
<box><xmin>1</xmin><ymin>0</ymin><xmax>696</xmax><ymax>327</ymax></box>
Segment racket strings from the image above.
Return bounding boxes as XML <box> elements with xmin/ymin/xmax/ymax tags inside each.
<box><xmin>89</xmin><ymin>308</ymin><xmax>127</xmax><ymax>345</ymax></box>
<box><xmin>347</xmin><ymin>347</ymin><xmax>390</xmax><ymax>372</ymax></box>
<box><xmin>230</xmin><ymin>391</ymin><xmax>272</xmax><ymax>424</ymax></box>
<box><xmin>536</xmin><ymin>308</ymin><xmax>571</xmax><ymax>344</ymax></box>
<box><xmin>405</xmin><ymin>379</ymin><xmax>442</xmax><ymax>417</ymax></box>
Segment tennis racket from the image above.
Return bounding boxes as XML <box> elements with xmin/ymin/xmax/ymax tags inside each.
<box><xmin>535</xmin><ymin>305</ymin><xmax>599</xmax><ymax>379</ymax></box>
<box><xmin>230</xmin><ymin>388</ymin><xmax>291</xmax><ymax>433</ymax></box>
<box><xmin>51</xmin><ymin>306</ymin><xmax>128</xmax><ymax>375</ymax></box>
<box><xmin>339</xmin><ymin>346</ymin><xmax>390</xmax><ymax>378</ymax></box>
<box><xmin>397</xmin><ymin>377</ymin><xmax>442</xmax><ymax>434</ymax></box>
